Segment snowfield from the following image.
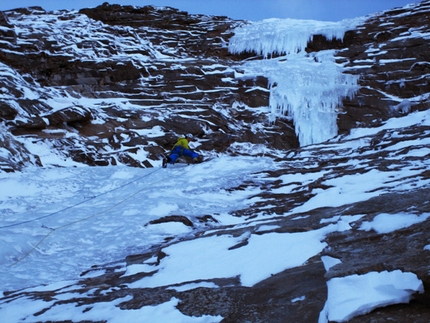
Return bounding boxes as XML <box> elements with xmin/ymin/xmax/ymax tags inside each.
<box><xmin>1</xmin><ymin>110</ymin><xmax>429</xmax><ymax>322</ymax></box>
<box><xmin>0</xmin><ymin>156</ymin><xmax>274</xmax><ymax>291</ymax></box>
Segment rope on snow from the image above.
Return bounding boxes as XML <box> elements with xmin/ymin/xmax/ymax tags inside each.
<box><xmin>9</xmin><ymin>166</ymin><xmax>184</xmax><ymax>267</ymax></box>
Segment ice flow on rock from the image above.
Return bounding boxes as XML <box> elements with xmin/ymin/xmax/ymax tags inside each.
<box><xmin>229</xmin><ymin>18</ymin><xmax>362</xmax><ymax>146</ymax></box>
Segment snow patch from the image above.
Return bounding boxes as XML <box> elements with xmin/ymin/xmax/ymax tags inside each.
<box><xmin>127</xmin><ymin>227</ymin><xmax>332</xmax><ymax>288</ymax></box>
<box><xmin>319</xmin><ymin>270</ymin><xmax>424</xmax><ymax>323</ymax></box>
<box><xmin>359</xmin><ymin>212</ymin><xmax>430</xmax><ymax>234</ymax></box>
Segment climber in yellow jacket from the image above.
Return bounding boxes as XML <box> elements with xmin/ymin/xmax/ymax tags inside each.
<box><xmin>163</xmin><ymin>134</ymin><xmax>201</xmax><ymax>168</ymax></box>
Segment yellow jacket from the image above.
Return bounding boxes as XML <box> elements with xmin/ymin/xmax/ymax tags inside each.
<box><xmin>172</xmin><ymin>137</ymin><xmax>190</xmax><ymax>150</ymax></box>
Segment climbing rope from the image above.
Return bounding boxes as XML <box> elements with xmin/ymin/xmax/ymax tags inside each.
<box><xmin>0</xmin><ymin>167</ymin><xmax>162</xmax><ymax>229</ymax></box>
<box><xmin>8</xmin><ymin>166</ymin><xmax>184</xmax><ymax>267</ymax></box>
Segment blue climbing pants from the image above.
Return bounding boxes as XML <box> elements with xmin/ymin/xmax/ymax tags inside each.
<box><xmin>169</xmin><ymin>146</ymin><xmax>199</xmax><ymax>163</ymax></box>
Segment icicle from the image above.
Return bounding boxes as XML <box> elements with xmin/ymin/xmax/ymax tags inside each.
<box><xmin>229</xmin><ymin>18</ymin><xmax>363</xmax><ymax>146</ymax></box>
<box><xmin>229</xmin><ymin>18</ymin><xmax>359</xmax><ymax>58</ymax></box>
<box><xmin>267</xmin><ymin>51</ymin><xmax>359</xmax><ymax>146</ymax></box>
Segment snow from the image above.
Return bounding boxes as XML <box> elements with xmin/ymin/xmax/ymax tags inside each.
<box><xmin>321</xmin><ymin>256</ymin><xmax>342</xmax><ymax>271</ymax></box>
<box><xmin>360</xmin><ymin>213</ymin><xmax>430</xmax><ymax>234</ymax></box>
<box><xmin>2</xmin><ymin>109</ymin><xmax>429</xmax><ymax>320</ymax></box>
<box><xmin>127</xmin><ymin>227</ymin><xmax>331</xmax><ymax>288</ymax></box>
<box><xmin>1</xmin><ymin>8</ymin><xmax>429</xmax><ymax>323</ymax></box>
<box><xmin>291</xmin><ymin>166</ymin><xmax>424</xmax><ymax>213</ymax></box>
<box><xmin>7</xmin><ymin>295</ymin><xmax>222</xmax><ymax>323</ymax></box>
<box><xmin>349</xmin><ymin>109</ymin><xmax>430</xmax><ymax>139</ymax></box>
<box><xmin>319</xmin><ymin>270</ymin><xmax>424</xmax><ymax>323</ymax></box>
<box><xmin>0</xmin><ymin>144</ymin><xmax>425</xmax><ymax>317</ymax></box>
<box><xmin>0</xmin><ymin>156</ymin><xmax>273</xmax><ymax>292</ymax></box>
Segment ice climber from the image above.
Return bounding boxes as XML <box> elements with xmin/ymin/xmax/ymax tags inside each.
<box><xmin>162</xmin><ymin>134</ymin><xmax>201</xmax><ymax>168</ymax></box>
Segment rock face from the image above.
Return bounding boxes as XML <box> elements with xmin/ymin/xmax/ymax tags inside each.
<box><xmin>0</xmin><ymin>4</ymin><xmax>296</xmax><ymax>171</ymax></box>
<box><xmin>1</xmin><ymin>3</ymin><xmax>429</xmax><ymax>170</ymax></box>
<box><xmin>335</xmin><ymin>1</ymin><xmax>430</xmax><ymax>133</ymax></box>
<box><xmin>1</xmin><ymin>2</ymin><xmax>430</xmax><ymax>322</ymax></box>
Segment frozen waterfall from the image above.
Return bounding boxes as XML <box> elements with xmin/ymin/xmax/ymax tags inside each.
<box><xmin>229</xmin><ymin>18</ymin><xmax>363</xmax><ymax>146</ymax></box>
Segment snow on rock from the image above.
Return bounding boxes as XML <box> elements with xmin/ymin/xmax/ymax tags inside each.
<box><xmin>127</xmin><ymin>227</ymin><xmax>331</xmax><ymax>288</ymax></box>
<box><xmin>319</xmin><ymin>270</ymin><xmax>424</xmax><ymax>323</ymax></box>
<box><xmin>0</xmin><ymin>156</ymin><xmax>273</xmax><ymax>292</ymax></box>
<box><xmin>1</xmin><ymin>2</ymin><xmax>430</xmax><ymax>322</ymax></box>
<box><xmin>360</xmin><ymin>212</ymin><xmax>430</xmax><ymax>234</ymax></box>
<box><xmin>5</xmin><ymin>295</ymin><xmax>222</xmax><ymax>323</ymax></box>
<box><xmin>321</xmin><ymin>255</ymin><xmax>342</xmax><ymax>271</ymax></box>
<box><xmin>0</xmin><ymin>5</ymin><xmax>293</xmax><ymax>170</ymax></box>
<box><xmin>1</xmin><ymin>97</ymin><xmax>430</xmax><ymax>320</ymax></box>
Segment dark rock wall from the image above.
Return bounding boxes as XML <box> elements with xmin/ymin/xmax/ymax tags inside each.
<box><xmin>337</xmin><ymin>2</ymin><xmax>430</xmax><ymax>132</ymax></box>
<box><xmin>0</xmin><ymin>1</ymin><xmax>429</xmax><ymax>171</ymax></box>
<box><xmin>305</xmin><ymin>1</ymin><xmax>430</xmax><ymax>133</ymax></box>
<box><xmin>0</xmin><ymin>4</ymin><xmax>300</xmax><ymax>170</ymax></box>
